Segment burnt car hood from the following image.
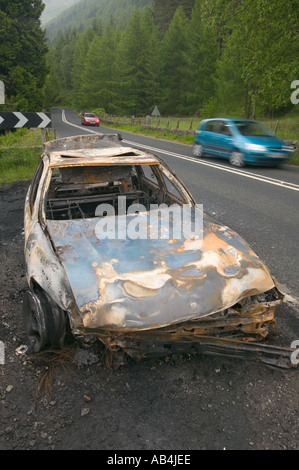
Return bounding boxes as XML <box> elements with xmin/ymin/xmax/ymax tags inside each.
<box><xmin>47</xmin><ymin>211</ymin><xmax>275</xmax><ymax>332</ymax></box>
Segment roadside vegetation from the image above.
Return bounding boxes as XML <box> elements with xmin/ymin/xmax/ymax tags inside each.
<box><xmin>0</xmin><ymin>0</ymin><xmax>298</xmax><ymax>185</ymax></box>
<box><xmin>0</xmin><ymin>129</ymin><xmax>55</xmax><ymax>184</ymax></box>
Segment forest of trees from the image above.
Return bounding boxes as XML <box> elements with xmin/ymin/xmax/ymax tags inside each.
<box><xmin>1</xmin><ymin>0</ymin><xmax>298</xmax><ymax>119</ymax></box>
<box><xmin>44</xmin><ymin>0</ymin><xmax>299</xmax><ymax>119</ymax></box>
<box><xmin>0</xmin><ymin>0</ymin><xmax>48</xmax><ymax>110</ymax></box>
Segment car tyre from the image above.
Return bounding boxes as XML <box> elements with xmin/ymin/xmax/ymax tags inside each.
<box><xmin>23</xmin><ymin>288</ymin><xmax>67</xmax><ymax>353</ymax></box>
<box><xmin>229</xmin><ymin>150</ymin><xmax>245</xmax><ymax>167</ymax></box>
<box><xmin>193</xmin><ymin>144</ymin><xmax>204</xmax><ymax>157</ymax></box>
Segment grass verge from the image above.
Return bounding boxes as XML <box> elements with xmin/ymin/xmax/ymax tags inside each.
<box><xmin>288</xmin><ymin>151</ymin><xmax>299</xmax><ymax>165</ymax></box>
<box><xmin>104</xmin><ymin>122</ymin><xmax>194</xmax><ymax>145</ymax></box>
<box><xmin>0</xmin><ymin>146</ymin><xmax>41</xmax><ymax>184</ymax></box>
<box><xmin>0</xmin><ymin>129</ymin><xmax>55</xmax><ymax>184</ymax></box>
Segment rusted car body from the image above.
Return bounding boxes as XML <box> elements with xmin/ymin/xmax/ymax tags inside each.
<box><xmin>23</xmin><ymin>134</ymin><xmax>294</xmax><ymax>368</ymax></box>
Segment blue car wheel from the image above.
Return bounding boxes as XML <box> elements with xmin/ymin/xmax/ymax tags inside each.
<box><xmin>229</xmin><ymin>150</ymin><xmax>245</xmax><ymax>167</ymax></box>
<box><xmin>193</xmin><ymin>144</ymin><xmax>204</xmax><ymax>157</ymax></box>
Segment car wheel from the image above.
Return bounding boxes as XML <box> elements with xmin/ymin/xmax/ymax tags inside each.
<box><xmin>229</xmin><ymin>150</ymin><xmax>245</xmax><ymax>167</ymax></box>
<box><xmin>193</xmin><ymin>144</ymin><xmax>204</xmax><ymax>157</ymax></box>
<box><xmin>23</xmin><ymin>288</ymin><xmax>67</xmax><ymax>353</ymax></box>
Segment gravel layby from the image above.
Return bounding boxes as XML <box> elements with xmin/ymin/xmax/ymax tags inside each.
<box><xmin>0</xmin><ymin>181</ymin><xmax>298</xmax><ymax>451</ymax></box>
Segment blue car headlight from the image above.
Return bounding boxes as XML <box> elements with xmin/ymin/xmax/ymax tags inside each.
<box><xmin>244</xmin><ymin>143</ymin><xmax>267</xmax><ymax>152</ymax></box>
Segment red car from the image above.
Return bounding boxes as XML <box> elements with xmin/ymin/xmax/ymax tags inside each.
<box><xmin>81</xmin><ymin>112</ymin><xmax>100</xmax><ymax>126</ymax></box>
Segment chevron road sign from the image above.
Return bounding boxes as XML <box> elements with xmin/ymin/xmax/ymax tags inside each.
<box><xmin>0</xmin><ymin>112</ymin><xmax>51</xmax><ymax>129</ymax></box>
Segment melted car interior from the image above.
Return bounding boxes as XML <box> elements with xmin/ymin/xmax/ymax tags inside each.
<box><xmin>46</xmin><ymin>163</ymin><xmax>187</xmax><ymax>220</ymax></box>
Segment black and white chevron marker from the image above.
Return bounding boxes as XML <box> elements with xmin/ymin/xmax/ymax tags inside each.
<box><xmin>0</xmin><ymin>112</ymin><xmax>52</xmax><ymax>129</ymax></box>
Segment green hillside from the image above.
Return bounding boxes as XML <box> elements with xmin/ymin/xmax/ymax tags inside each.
<box><xmin>45</xmin><ymin>0</ymin><xmax>153</xmax><ymax>40</ymax></box>
<box><xmin>41</xmin><ymin>0</ymin><xmax>81</xmax><ymax>25</ymax></box>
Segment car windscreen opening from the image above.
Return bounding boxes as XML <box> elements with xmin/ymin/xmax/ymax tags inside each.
<box><xmin>45</xmin><ymin>163</ymin><xmax>181</xmax><ymax>221</ymax></box>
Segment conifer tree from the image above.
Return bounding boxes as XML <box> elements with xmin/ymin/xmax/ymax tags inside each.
<box><xmin>80</xmin><ymin>35</ymin><xmax>103</xmax><ymax>110</ymax></box>
<box><xmin>71</xmin><ymin>28</ymin><xmax>96</xmax><ymax>109</ymax></box>
<box><xmin>44</xmin><ymin>51</ymin><xmax>61</xmax><ymax>111</ymax></box>
<box><xmin>160</xmin><ymin>7</ymin><xmax>192</xmax><ymax>114</ymax></box>
<box><xmin>153</xmin><ymin>0</ymin><xmax>195</xmax><ymax>34</ymax></box>
<box><xmin>0</xmin><ymin>0</ymin><xmax>48</xmax><ymax>110</ymax></box>
<box><xmin>116</xmin><ymin>9</ymin><xmax>161</xmax><ymax>115</ymax></box>
<box><xmin>88</xmin><ymin>24</ymin><xmax>119</xmax><ymax>113</ymax></box>
<box><xmin>187</xmin><ymin>0</ymin><xmax>218</xmax><ymax>113</ymax></box>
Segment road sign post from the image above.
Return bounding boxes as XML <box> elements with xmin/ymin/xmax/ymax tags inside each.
<box><xmin>151</xmin><ymin>106</ymin><xmax>161</xmax><ymax>126</ymax></box>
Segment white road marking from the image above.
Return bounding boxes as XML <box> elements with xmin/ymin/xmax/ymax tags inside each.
<box><xmin>61</xmin><ymin>110</ymin><xmax>299</xmax><ymax>193</ymax></box>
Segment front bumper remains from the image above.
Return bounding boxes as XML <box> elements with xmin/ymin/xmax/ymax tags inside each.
<box><xmin>76</xmin><ymin>287</ymin><xmax>297</xmax><ymax>369</ymax></box>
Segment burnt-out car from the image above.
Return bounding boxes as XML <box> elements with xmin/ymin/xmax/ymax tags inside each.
<box><xmin>23</xmin><ymin>134</ymin><xmax>295</xmax><ymax>368</ymax></box>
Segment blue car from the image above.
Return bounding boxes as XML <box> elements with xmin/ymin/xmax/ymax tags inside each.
<box><xmin>193</xmin><ymin>118</ymin><xmax>293</xmax><ymax>167</ymax></box>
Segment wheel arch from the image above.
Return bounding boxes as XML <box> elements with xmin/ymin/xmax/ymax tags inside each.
<box><xmin>23</xmin><ymin>279</ymin><xmax>69</xmax><ymax>352</ymax></box>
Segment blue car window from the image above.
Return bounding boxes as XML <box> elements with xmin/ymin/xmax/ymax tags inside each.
<box><xmin>213</xmin><ymin>121</ymin><xmax>223</xmax><ymax>134</ymax></box>
<box><xmin>219</xmin><ymin>122</ymin><xmax>232</xmax><ymax>136</ymax></box>
<box><xmin>205</xmin><ymin>121</ymin><xmax>216</xmax><ymax>132</ymax></box>
<box><xmin>235</xmin><ymin>121</ymin><xmax>273</xmax><ymax>137</ymax></box>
